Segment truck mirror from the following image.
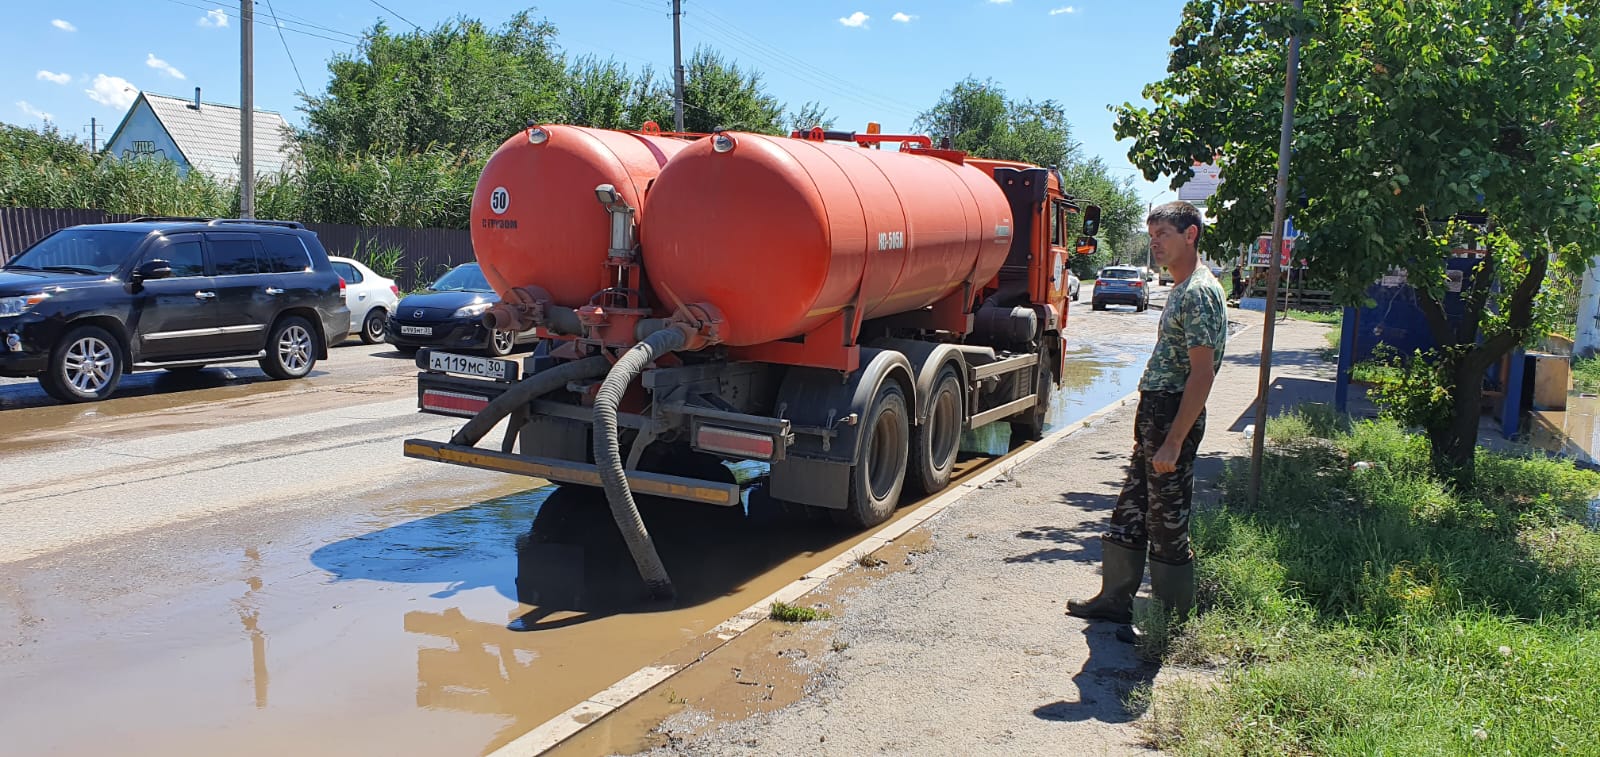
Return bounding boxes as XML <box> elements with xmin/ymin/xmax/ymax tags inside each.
<box><xmin>1075</xmin><ymin>237</ymin><xmax>1098</xmax><ymax>255</ymax></box>
<box><xmin>1082</xmin><ymin>205</ymin><xmax>1101</xmax><ymax>237</ymax></box>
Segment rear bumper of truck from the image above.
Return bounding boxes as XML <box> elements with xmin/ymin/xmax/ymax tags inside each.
<box><xmin>401</xmin><ymin>439</ymin><xmax>744</xmax><ymax>507</ymax></box>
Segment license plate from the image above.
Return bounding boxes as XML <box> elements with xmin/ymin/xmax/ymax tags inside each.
<box><xmin>428</xmin><ymin>350</ymin><xmax>517</xmax><ymax>382</ymax></box>
<box><xmin>400</xmin><ymin>325</ymin><xmax>433</xmax><ymax>336</ymax></box>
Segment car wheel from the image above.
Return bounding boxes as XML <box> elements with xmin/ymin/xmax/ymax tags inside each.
<box><xmin>360</xmin><ymin>308</ymin><xmax>387</xmax><ymax>344</ymax></box>
<box><xmin>260</xmin><ymin>315</ymin><xmax>318</xmax><ymax>380</ymax></box>
<box><xmin>1092</xmin><ymin>299</ymin><xmax>1105</xmax><ymax>312</ymax></box>
<box><xmin>485</xmin><ymin>329</ymin><xmax>515</xmax><ymax>357</ymax></box>
<box><xmin>40</xmin><ymin>324</ymin><xmax>123</xmax><ymax>403</ymax></box>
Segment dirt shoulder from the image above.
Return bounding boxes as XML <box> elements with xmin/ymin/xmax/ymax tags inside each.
<box><xmin>598</xmin><ymin>314</ymin><xmax>1336</xmax><ymax>757</ymax></box>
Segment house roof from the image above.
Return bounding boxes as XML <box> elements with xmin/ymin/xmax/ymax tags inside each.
<box><xmin>114</xmin><ymin>92</ymin><xmax>297</xmax><ymax>182</ymax></box>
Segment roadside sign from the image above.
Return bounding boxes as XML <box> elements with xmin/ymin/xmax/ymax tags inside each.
<box><xmin>1250</xmin><ymin>235</ymin><xmax>1300</xmax><ymax>268</ymax></box>
<box><xmin>1283</xmin><ymin>216</ymin><xmax>1298</xmax><ymax>239</ymax></box>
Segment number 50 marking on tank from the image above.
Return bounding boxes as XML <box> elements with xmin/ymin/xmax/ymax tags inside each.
<box><xmin>489</xmin><ymin>186</ymin><xmax>510</xmax><ymax>215</ymax></box>
<box><xmin>877</xmin><ymin>231</ymin><xmax>905</xmax><ymax>251</ymax></box>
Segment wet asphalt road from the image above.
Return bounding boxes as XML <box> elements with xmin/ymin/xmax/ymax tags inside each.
<box><xmin>0</xmin><ymin>290</ymin><xmax>1169</xmax><ymax>757</ymax></box>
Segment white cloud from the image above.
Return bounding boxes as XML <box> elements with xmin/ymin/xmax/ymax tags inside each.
<box><xmin>51</xmin><ymin>19</ymin><xmax>77</xmax><ymax>32</ymax></box>
<box><xmin>146</xmin><ymin>53</ymin><xmax>186</xmax><ymax>80</ymax></box>
<box><xmin>839</xmin><ymin>11</ymin><xmax>869</xmax><ymax>27</ymax></box>
<box><xmin>37</xmin><ymin>70</ymin><xmax>72</xmax><ymax>85</ymax></box>
<box><xmin>198</xmin><ymin>8</ymin><xmax>229</xmax><ymax>28</ymax></box>
<box><xmin>892</xmin><ymin>12</ymin><xmax>916</xmax><ymax>22</ymax></box>
<box><xmin>86</xmin><ymin>74</ymin><xmax>138</xmax><ymax>109</ymax></box>
<box><xmin>1049</xmin><ymin>5</ymin><xmax>1077</xmax><ymax>14</ymax></box>
<box><xmin>17</xmin><ymin>101</ymin><xmax>53</xmax><ymax>122</ymax></box>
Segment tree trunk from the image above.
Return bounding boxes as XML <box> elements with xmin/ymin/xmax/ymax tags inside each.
<box><xmin>1429</xmin><ymin>359</ymin><xmax>1483</xmax><ymax>488</ymax></box>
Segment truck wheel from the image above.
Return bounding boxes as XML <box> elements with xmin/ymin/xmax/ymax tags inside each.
<box><xmin>40</xmin><ymin>324</ymin><xmax>123</xmax><ymax>403</ymax></box>
<box><xmin>834</xmin><ymin>381</ymin><xmax>909</xmax><ymax>529</ymax></box>
<box><xmin>260</xmin><ymin>315</ymin><xmax>318</xmax><ymax>380</ymax></box>
<box><xmin>1010</xmin><ymin>346</ymin><xmax>1055</xmax><ymax>442</ymax></box>
<box><xmin>908</xmin><ymin>365</ymin><xmax>962</xmax><ymax>497</ymax></box>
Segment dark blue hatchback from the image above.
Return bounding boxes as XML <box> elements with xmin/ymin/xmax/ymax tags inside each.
<box><xmin>386</xmin><ymin>262</ymin><xmax>535</xmax><ymax>357</ymax></box>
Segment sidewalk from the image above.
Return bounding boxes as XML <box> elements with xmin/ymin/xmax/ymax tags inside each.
<box><xmin>620</xmin><ymin>316</ymin><xmax>1339</xmax><ymax>757</ymax></box>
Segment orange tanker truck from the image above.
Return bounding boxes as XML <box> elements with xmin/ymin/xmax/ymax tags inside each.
<box><xmin>402</xmin><ymin>122</ymin><xmax>1101</xmax><ymax>598</ymax></box>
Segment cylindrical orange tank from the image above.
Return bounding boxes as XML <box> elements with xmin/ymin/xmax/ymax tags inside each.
<box><xmin>470</xmin><ymin>124</ymin><xmax>692</xmax><ymax>308</ymax></box>
<box><xmin>640</xmin><ymin>133</ymin><xmax>1015</xmax><ymax>347</ymax></box>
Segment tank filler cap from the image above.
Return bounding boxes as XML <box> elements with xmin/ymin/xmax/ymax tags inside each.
<box><xmin>528</xmin><ymin>126</ymin><xmax>550</xmax><ymax>145</ymax></box>
<box><xmin>712</xmin><ymin>133</ymin><xmax>737</xmax><ymax>153</ymax></box>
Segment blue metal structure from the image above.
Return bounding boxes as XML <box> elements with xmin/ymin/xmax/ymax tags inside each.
<box><xmin>1333</xmin><ymin>253</ymin><xmax>1524</xmax><ymax>438</ymax></box>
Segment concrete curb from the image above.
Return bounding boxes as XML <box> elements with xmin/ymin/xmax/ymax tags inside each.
<box><xmin>486</xmin><ymin>386</ymin><xmax>1148</xmax><ymax>757</ymax></box>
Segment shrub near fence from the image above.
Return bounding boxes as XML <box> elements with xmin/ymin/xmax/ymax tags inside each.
<box><xmin>0</xmin><ymin>207</ymin><xmax>473</xmax><ymax>292</ymax></box>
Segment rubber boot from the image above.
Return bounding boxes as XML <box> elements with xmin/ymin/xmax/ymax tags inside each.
<box><xmin>1116</xmin><ymin>557</ymin><xmax>1196</xmax><ymax>644</ymax></box>
<box><xmin>1065</xmin><ymin>539</ymin><xmax>1146</xmax><ymax>624</ymax></box>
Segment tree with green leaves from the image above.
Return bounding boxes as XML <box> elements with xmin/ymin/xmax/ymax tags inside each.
<box><xmin>785</xmin><ymin>101</ymin><xmax>836</xmax><ymax>134</ymax></box>
<box><xmin>916</xmin><ymin>77</ymin><xmax>1145</xmax><ymax>259</ymax></box>
<box><xmin>1114</xmin><ymin>0</ymin><xmax>1600</xmax><ymax>485</ymax></box>
<box><xmin>633</xmin><ymin>47</ymin><xmax>787</xmax><ymax>134</ymax></box>
<box><xmin>300</xmin><ymin>11</ymin><xmax>567</xmax><ymax>156</ymax></box>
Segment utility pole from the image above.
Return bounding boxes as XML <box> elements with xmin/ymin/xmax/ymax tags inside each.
<box><xmin>671</xmin><ymin>0</ymin><xmax>685</xmax><ymax>133</ymax></box>
<box><xmin>1247</xmin><ymin>0</ymin><xmax>1304</xmax><ymax>506</ymax></box>
<box><xmin>240</xmin><ymin>0</ymin><xmax>255</xmax><ymax>219</ymax></box>
<box><xmin>89</xmin><ymin>118</ymin><xmax>97</xmax><ymax>154</ymax></box>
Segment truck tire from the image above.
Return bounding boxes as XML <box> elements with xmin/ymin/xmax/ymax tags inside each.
<box><xmin>40</xmin><ymin>324</ymin><xmax>124</xmax><ymax>403</ymax></box>
<box><xmin>260</xmin><ymin>315</ymin><xmax>318</xmax><ymax>380</ymax></box>
<box><xmin>908</xmin><ymin>365</ymin><xmax>962</xmax><ymax>497</ymax></box>
<box><xmin>1010</xmin><ymin>345</ymin><xmax>1056</xmax><ymax>442</ymax></box>
<box><xmin>834</xmin><ymin>380</ymin><xmax>910</xmax><ymax>529</ymax></box>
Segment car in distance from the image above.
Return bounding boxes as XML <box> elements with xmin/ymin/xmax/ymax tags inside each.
<box><xmin>1091</xmin><ymin>265</ymin><xmax>1150</xmax><ymax>312</ymax></box>
<box><xmin>329</xmin><ymin>256</ymin><xmax>401</xmax><ymax>344</ymax></box>
<box><xmin>385</xmin><ymin>262</ymin><xmax>533</xmax><ymax>357</ymax></box>
<box><xmin>0</xmin><ymin>217</ymin><xmax>350</xmax><ymax>403</ymax></box>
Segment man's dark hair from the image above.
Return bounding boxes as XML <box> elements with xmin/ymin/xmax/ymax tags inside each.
<box><xmin>1147</xmin><ymin>201</ymin><xmax>1204</xmax><ymax>245</ymax></box>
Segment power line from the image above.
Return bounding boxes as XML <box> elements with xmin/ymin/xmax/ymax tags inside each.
<box><xmin>683</xmin><ymin>17</ymin><xmax>918</xmax><ymax>119</ymax></box>
<box><xmin>366</xmin><ymin>0</ymin><xmax>422</xmax><ymax>31</ymax></box>
<box><xmin>692</xmin><ymin>5</ymin><xmax>924</xmax><ymax>115</ymax></box>
<box><xmin>161</xmin><ymin>0</ymin><xmax>358</xmax><ymax>45</ymax></box>
<box><xmin>263</xmin><ymin>0</ymin><xmax>308</xmax><ymax>95</ymax></box>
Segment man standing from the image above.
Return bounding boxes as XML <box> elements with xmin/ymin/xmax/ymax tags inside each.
<box><xmin>1067</xmin><ymin>201</ymin><xmax>1228</xmax><ymax>643</ymax></box>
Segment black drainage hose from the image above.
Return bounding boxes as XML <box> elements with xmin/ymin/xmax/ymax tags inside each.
<box><xmin>593</xmin><ymin>327</ymin><xmax>688</xmax><ymax>600</ymax></box>
<box><xmin>449</xmin><ymin>355</ymin><xmax>611</xmax><ymax>447</ymax></box>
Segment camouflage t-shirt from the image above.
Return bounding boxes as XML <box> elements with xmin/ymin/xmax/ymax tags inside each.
<box><xmin>1139</xmin><ymin>265</ymin><xmax>1228</xmax><ymax>392</ymax></box>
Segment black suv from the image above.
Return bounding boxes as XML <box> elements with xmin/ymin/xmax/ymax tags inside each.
<box><xmin>0</xmin><ymin>218</ymin><xmax>351</xmax><ymax>403</ymax></box>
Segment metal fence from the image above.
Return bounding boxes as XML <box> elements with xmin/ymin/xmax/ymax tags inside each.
<box><xmin>0</xmin><ymin>207</ymin><xmax>474</xmax><ymax>292</ymax></box>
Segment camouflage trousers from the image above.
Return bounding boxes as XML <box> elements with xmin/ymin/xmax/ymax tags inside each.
<box><xmin>1104</xmin><ymin>391</ymin><xmax>1205</xmax><ymax>564</ymax></box>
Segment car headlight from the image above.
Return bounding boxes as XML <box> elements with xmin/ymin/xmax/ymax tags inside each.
<box><xmin>0</xmin><ymin>293</ymin><xmax>50</xmax><ymax>317</ymax></box>
<box><xmin>453</xmin><ymin>302</ymin><xmax>493</xmax><ymax>318</ymax></box>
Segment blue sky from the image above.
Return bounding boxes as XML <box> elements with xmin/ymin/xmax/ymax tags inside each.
<box><xmin>1</xmin><ymin>0</ymin><xmax>1194</xmax><ymax>205</ymax></box>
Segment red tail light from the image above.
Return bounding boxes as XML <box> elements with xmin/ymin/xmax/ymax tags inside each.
<box><xmin>1131</xmin><ymin>280</ymin><xmax>1144</xmax><ymax>288</ymax></box>
<box><xmin>390</xmin><ymin>284</ymin><xmax>401</xmax><ymax>297</ymax></box>
<box><xmin>422</xmin><ymin>389</ymin><xmax>490</xmax><ymax>417</ymax></box>
<box><xmin>338</xmin><ymin>276</ymin><xmax>347</xmax><ymax>294</ymax></box>
<box><xmin>694</xmin><ymin>425</ymin><xmax>776</xmax><ymax>460</ymax></box>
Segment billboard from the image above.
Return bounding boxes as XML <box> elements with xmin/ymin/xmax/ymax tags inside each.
<box><xmin>1249</xmin><ymin>235</ymin><xmax>1300</xmax><ymax>268</ymax></box>
<box><xmin>1177</xmin><ymin>163</ymin><xmax>1223</xmax><ymax>204</ymax></box>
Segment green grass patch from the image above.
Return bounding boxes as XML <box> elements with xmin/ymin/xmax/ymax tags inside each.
<box><xmin>769</xmin><ymin>601</ymin><xmax>831</xmax><ymax>623</ymax></box>
<box><xmin>1574</xmin><ymin>356</ymin><xmax>1600</xmax><ymax>395</ymax></box>
<box><xmin>1286</xmin><ymin>309</ymin><xmax>1343</xmax><ymax>325</ymax></box>
<box><xmin>1318</xmin><ymin>330</ymin><xmax>1340</xmax><ymax>363</ymax></box>
<box><xmin>1146</xmin><ymin>409</ymin><xmax>1600</xmax><ymax>755</ymax></box>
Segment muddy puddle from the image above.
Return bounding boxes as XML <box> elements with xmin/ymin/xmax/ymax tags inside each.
<box><xmin>0</xmin><ymin>335</ymin><xmax>1148</xmax><ymax>757</ymax></box>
